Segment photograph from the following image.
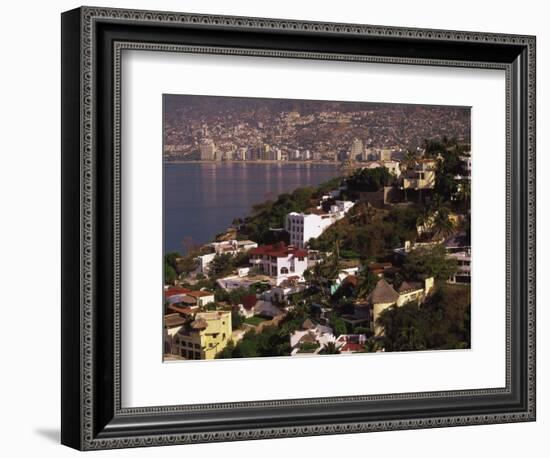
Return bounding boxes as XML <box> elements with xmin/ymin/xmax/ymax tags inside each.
<box><xmin>162</xmin><ymin>94</ymin><xmax>472</xmax><ymax>361</ymax></box>
<box><xmin>55</xmin><ymin>3</ymin><xmax>537</xmax><ymax>452</ymax></box>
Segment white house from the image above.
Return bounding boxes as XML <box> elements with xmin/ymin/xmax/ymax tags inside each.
<box><xmin>460</xmin><ymin>154</ymin><xmax>472</xmax><ymax>178</ymax></box>
<box><xmin>290</xmin><ymin>319</ymin><xmax>336</xmax><ymax>356</ymax></box>
<box><xmin>249</xmin><ymin>243</ymin><xmax>309</xmax><ymax>285</ymax></box>
<box><xmin>196</xmin><ymin>252</ymin><xmax>216</xmax><ymax>275</ymax></box>
<box><xmin>267</xmin><ymin>279</ymin><xmax>307</xmax><ymax>303</ymax></box>
<box><xmin>286</xmin><ymin>212</ymin><xmax>334</xmax><ymax>248</ymax></box>
<box><xmin>447</xmin><ymin>247</ymin><xmax>471</xmax><ymax>284</ymax></box>
<box><xmin>330</xmin><ymin>200</ymin><xmax>355</xmax><ymax>215</ymax></box>
<box><xmin>196</xmin><ymin>239</ymin><xmax>258</xmax><ymax>275</ymax></box>
<box><xmin>286</xmin><ymin>200</ymin><xmax>354</xmax><ymax>248</ymax></box>
<box><xmin>382</xmin><ymin>160</ymin><xmax>402</xmax><ymax>178</ymax></box>
<box><xmin>209</xmin><ymin>239</ymin><xmax>258</xmax><ymax>255</ymax></box>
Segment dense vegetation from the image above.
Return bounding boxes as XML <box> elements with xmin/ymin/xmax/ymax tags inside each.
<box><xmin>403</xmin><ymin>245</ymin><xmax>458</xmax><ymax>281</ymax></box>
<box><xmin>344</xmin><ymin>166</ymin><xmax>393</xmax><ymax>196</ymax></box>
<box><xmin>235</xmin><ymin>186</ymin><xmax>316</xmax><ymax>245</ymax></box>
<box><xmin>309</xmin><ymin>203</ymin><xmax>421</xmax><ymax>260</ymax></box>
<box><xmin>377</xmin><ymin>283</ymin><xmax>470</xmax><ymax>351</ymax></box>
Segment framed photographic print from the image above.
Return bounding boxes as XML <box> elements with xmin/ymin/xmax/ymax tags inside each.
<box><xmin>61</xmin><ymin>6</ymin><xmax>536</xmax><ymax>450</ymax></box>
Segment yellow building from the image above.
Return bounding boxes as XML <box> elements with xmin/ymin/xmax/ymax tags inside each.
<box><xmin>166</xmin><ymin>311</ymin><xmax>232</xmax><ymax>360</ymax></box>
<box><xmin>368</xmin><ymin>277</ymin><xmax>434</xmax><ymax>336</ymax></box>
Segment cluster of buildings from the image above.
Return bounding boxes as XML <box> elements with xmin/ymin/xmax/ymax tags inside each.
<box><xmin>163</xmin><ymin>97</ymin><xmax>470</xmax><ymax>163</ymax></box>
<box><xmin>288</xmin><ymin>275</ymin><xmax>435</xmax><ymax>356</ymax></box>
<box><xmin>164</xmin><ymin>146</ymin><xmax>471</xmax><ymax>361</ymax></box>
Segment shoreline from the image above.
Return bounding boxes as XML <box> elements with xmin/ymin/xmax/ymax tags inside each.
<box><xmin>164</xmin><ymin>160</ymin><xmax>342</xmax><ymax>166</ymax></box>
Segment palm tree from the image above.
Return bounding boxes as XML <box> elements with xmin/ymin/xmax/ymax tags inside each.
<box><xmin>416</xmin><ymin>206</ymin><xmax>433</xmax><ymax>235</ymax></box>
<box><xmin>430</xmin><ymin>207</ymin><xmax>456</xmax><ymax>240</ymax></box>
<box><xmin>456</xmin><ymin>181</ymin><xmax>471</xmax><ymax>210</ymax></box>
<box><xmin>320</xmin><ymin>342</ymin><xmax>341</xmax><ymax>355</ymax></box>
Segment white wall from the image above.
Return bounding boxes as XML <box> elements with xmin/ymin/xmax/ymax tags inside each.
<box><xmin>0</xmin><ymin>0</ymin><xmax>546</xmax><ymax>456</ymax></box>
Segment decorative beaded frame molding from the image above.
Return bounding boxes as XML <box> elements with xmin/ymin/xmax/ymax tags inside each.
<box><xmin>63</xmin><ymin>5</ymin><xmax>536</xmax><ymax>450</ymax></box>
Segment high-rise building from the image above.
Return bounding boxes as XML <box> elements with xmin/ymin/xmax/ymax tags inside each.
<box><xmin>350</xmin><ymin>138</ymin><xmax>364</xmax><ymax>160</ymax></box>
<box><xmin>199</xmin><ymin>139</ymin><xmax>216</xmax><ymax>160</ymax></box>
<box><xmin>269</xmin><ymin>148</ymin><xmax>282</xmax><ymax>161</ymax></box>
<box><xmin>379</xmin><ymin>148</ymin><xmax>393</xmax><ymax>161</ymax></box>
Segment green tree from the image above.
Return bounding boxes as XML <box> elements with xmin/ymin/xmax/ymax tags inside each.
<box><xmin>356</xmin><ymin>268</ymin><xmax>378</xmax><ymax>298</ymax></box>
<box><xmin>456</xmin><ymin>180</ymin><xmax>471</xmax><ymax>211</ymax></box>
<box><xmin>430</xmin><ymin>207</ymin><xmax>456</xmax><ymax>240</ymax></box>
<box><xmin>164</xmin><ymin>263</ymin><xmax>177</xmax><ymax>285</ymax></box>
<box><xmin>239</xmin><ymin>186</ymin><xmax>316</xmax><ymax>244</ymax></box>
<box><xmin>330</xmin><ymin>313</ymin><xmax>347</xmax><ymax>336</ymax></box>
<box><xmin>231</xmin><ymin>309</ymin><xmax>244</xmax><ymax>330</ymax></box>
<box><xmin>346</xmin><ymin>167</ymin><xmax>393</xmax><ymax>194</ymax></box>
<box><xmin>227</xmin><ymin>287</ymin><xmax>249</xmax><ymax>306</ymax></box>
<box><xmin>208</xmin><ymin>253</ymin><xmax>235</xmax><ymax>278</ymax></box>
<box><xmin>403</xmin><ymin>245</ymin><xmax>458</xmax><ymax>281</ymax></box>
<box><xmin>164</xmin><ymin>252</ymin><xmax>181</xmax><ymax>269</ymax></box>
<box><xmin>376</xmin><ymin>284</ymin><xmax>470</xmax><ymax>352</ymax></box>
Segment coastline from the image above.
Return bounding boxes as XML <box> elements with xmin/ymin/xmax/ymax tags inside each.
<box><xmin>164</xmin><ymin>160</ymin><xmax>341</xmax><ymax>166</ymax></box>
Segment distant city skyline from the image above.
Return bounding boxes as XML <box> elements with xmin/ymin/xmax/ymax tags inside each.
<box><xmin>163</xmin><ymin>94</ymin><xmax>471</xmax><ymax>163</ymax></box>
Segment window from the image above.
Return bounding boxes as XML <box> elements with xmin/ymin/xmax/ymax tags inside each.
<box><xmin>195</xmin><ymin>352</ymin><xmax>201</xmax><ymax>359</ymax></box>
<box><xmin>194</xmin><ymin>343</ymin><xmax>200</xmax><ymax>349</ymax></box>
<box><xmin>280</xmin><ymin>267</ymin><xmax>289</xmax><ymax>274</ymax></box>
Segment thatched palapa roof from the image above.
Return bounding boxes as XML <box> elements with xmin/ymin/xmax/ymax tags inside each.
<box><xmin>367</xmin><ymin>279</ymin><xmax>399</xmax><ymax>304</ymax></box>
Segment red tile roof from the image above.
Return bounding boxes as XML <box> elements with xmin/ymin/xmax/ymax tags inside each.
<box><xmin>186</xmin><ymin>290</ymin><xmax>214</xmax><ymax>298</ymax></box>
<box><xmin>242</xmin><ymin>295</ymin><xmax>258</xmax><ymax>310</ymax></box>
<box><xmin>167</xmin><ymin>304</ymin><xmax>195</xmax><ymax>315</ymax></box>
<box><xmin>342</xmin><ymin>275</ymin><xmax>359</xmax><ymax>287</ymax></box>
<box><xmin>250</xmin><ymin>242</ymin><xmax>307</xmax><ymax>258</ymax></box>
<box><xmin>164</xmin><ymin>287</ymin><xmax>191</xmax><ymax>298</ymax></box>
<box><xmin>340</xmin><ymin>342</ymin><xmax>364</xmax><ymax>352</ymax></box>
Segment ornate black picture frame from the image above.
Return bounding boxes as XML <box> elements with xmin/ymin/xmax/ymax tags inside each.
<box><xmin>61</xmin><ymin>6</ymin><xmax>536</xmax><ymax>450</ymax></box>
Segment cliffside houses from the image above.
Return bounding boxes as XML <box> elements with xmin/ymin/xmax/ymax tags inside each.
<box><xmin>394</xmin><ymin>238</ymin><xmax>471</xmax><ymax>285</ymax></box>
<box><xmin>164</xmin><ymin>286</ymin><xmax>215</xmax><ymax>308</ymax></box>
<box><xmin>249</xmin><ymin>242</ymin><xmax>309</xmax><ymax>285</ymax></box>
<box><xmin>196</xmin><ymin>239</ymin><xmax>258</xmax><ymax>275</ymax></box>
<box><xmin>286</xmin><ymin>200</ymin><xmax>354</xmax><ymax>249</ymax></box>
<box><xmin>290</xmin><ymin>319</ymin><xmax>336</xmax><ymax>356</ymax></box>
<box><xmin>164</xmin><ymin>310</ymin><xmax>232</xmax><ymax>360</ymax></box>
<box><xmin>362</xmin><ymin>159</ymin><xmax>402</xmax><ymax>178</ymax></box>
<box><xmin>365</xmin><ymin>277</ymin><xmax>434</xmax><ymax>336</ymax></box>
<box><xmin>289</xmin><ymin>318</ymin><xmax>370</xmax><ymax>356</ymax></box>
